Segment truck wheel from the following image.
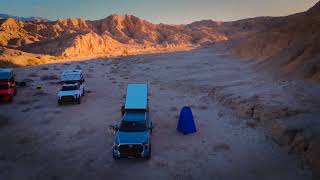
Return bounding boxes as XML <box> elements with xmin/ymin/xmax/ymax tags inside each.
<box><xmin>58</xmin><ymin>100</ymin><xmax>62</xmax><ymax>105</ymax></box>
<box><xmin>7</xmin><ymin>95</ymin><xmax>13</xmax><ymax>103</ymax></box>
<box><xmin>113</xmin><ymin>152</ymin><xmax>120</xmax><ymax>160</ymax></box>
<box><xmin>13</xmin><ymin>88</ymin><xmax>17</xmax><ymax>96</ymax></box>
<box><xmin>146</xmin><ymin>145</ymin><xmax>152</xmax><ymax>160</ymax></box>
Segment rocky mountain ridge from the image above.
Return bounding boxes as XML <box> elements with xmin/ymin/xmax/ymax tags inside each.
<box><xmin>0</xmin><ymin>14</ymin><xmax>228</xmax><ymax>60</ymax></box>
<box><xmin>0</xmin><ymin>13</ymin><xmax>49</xmax><ymax>22</ymax></box>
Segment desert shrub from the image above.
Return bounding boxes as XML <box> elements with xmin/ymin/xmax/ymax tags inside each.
<box><xmin>123</xmin><ymin>49</ymin><xmax>129</xmax><ymax>55</ymax></box>
<box><xmin>41</xmin><ymin>67</ymin><xmax>49</xmax><ymax>70</ymax></box>
<box><xmin>26</xmin><ymin>58</ymin><xmax>41</xmax><ymax>66</ymax></box>
<box><xmin>40</xmin><ymin>75</ymin><xmax>58</xmax><ymax>81</ymax></box>
<box><xmin>0</xmin><ymin>115</ymin><xmax>9</xmax><ymax>127</ymax></box>
<box><xmin>28</xmin><ymin>72</ymin><xmax>39</xmax><ymax>77</ymax></box>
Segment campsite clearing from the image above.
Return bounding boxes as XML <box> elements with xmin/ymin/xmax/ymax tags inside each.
<box><xmin>0</xmin><ymin>48</ymin><xmax>315</xmax><ymax>180</ymax></box>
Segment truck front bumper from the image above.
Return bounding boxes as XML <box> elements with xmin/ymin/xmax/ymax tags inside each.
<box><xmin>58</xmin><ymin>95</ymin><xmax>81</xmax><ymax>104</ymax></box>
<box><xmin>0</xmin><ymin>93</ymin><xmax>13</xmax><ymax>102</ymax></box>
<box><xmin>113</xmin><ymin>144</ymin><xmax>150</xmax><ymax>158</ymax></box>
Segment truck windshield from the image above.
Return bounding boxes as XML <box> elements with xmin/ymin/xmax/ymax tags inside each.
<box><xmin>61</xmin><ymin>85</ymin><xmax>78</xmax><ymax>91</ymax></box>
<box><xmin>119</xmin><ymin>121</ymin><xmax>147</xmax><ymax>132</ymax></box>
<box><xmin>0</xmin><ymin>84</ymin><xmax>9</xmax><ymax>90</ymax></box>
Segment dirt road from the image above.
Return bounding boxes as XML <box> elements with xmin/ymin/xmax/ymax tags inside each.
<box><xmin>0</xmin><ymin>48</ymin><xmax>313</xmax><ymax>180</ymax></box>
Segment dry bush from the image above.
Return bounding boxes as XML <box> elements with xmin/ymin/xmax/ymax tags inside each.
<box><xmin>198</xmin><ymin>105</ymin><xmax>208</xmax><ymax>110</ymax></box>
<box><xmin>41</xmin><ymin>67</ymin><xmax>49</xmax><ymax>70</ymax></box>
<box><xmin>123</xmin><ymin>49</ymin><xmax>129</xmax><ymax>55</ymax></box>
<box><xmin>0</xmin><ymin>115</ymin><xmax>9</xmax><ymax>127</ymax></box>
<box><xmin>40</xmin><ymin>75</ymin><xmax>58</xmax><ymax>81</ymax></box>
<box><xmin>170</xmin><ymin>107</ymin><xmax>178</xmax><ymax>111</ymax></box>
<box><xmin>213</xmin><ymin>143</ymin><xmax>231</xmax><ymax>152</ymax></box>
<box><xmin>28</xmin><ymin>72</ymin><xmax>39</xmax><ymax>77</ymax></box>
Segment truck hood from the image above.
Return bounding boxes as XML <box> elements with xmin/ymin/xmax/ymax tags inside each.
<box><xmin>115</xmin><ymin>131</ymin><xmax>149</xmax><ymax>144</ymax></box>
<box><xmin>58</xmin><ymin>90</ymin><xmax>79</xmax><ymax>97</ymax></box>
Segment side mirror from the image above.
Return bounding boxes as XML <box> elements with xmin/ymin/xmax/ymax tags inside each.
<box><xmin>109</xmin><ymin>125</ymin><xmax>119</xmax><ymax>132</ymax></box>
<box><xmin>121</xmin><ymin>105</ymin><xmax>125</xmax><ymax>116</ymax></box>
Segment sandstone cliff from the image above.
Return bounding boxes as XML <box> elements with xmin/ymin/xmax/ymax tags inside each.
<box><xmin>0</xmin><ymin>14</ymin><xmax>229</xmax><ymax>63</ymax></box>
<box><xmin>233</xmin><ymin>1</ymin><xmax>320</xmax><ymax>81</ymax></box>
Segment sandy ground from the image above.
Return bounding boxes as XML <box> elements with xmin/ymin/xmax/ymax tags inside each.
<box><xmin>0</xmin><ymin>48</ymin><xmax>315</xmax><ymax>180</ymax></box>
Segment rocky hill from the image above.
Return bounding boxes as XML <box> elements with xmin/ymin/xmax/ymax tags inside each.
<box><xmin>233</xmin><ymin>1</ymin><xmax>320</xmax><ymax>81</ymax></box>
<box><xmin>0</xmin><ymin>14</ymin><xmax>228</xmax><ymax>65</ymax></box>
<box><xmin>1</xmin><ymin>12</ymin><xmax>281</xmax><ymax>65</ymax></box>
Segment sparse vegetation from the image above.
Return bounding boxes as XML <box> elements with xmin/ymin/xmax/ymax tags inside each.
<box><xmin>28</xmin><ymin>73</ymin><xmax>39</xmax><ymax>77</ymax></box>
<box><xmin>122</xmin><ymin>48</ymin><xmax>129</xmax><ymax>55</ymax></box>
<box><xmin>170</xmin><ymin>107</ymin><xmax>178</xmax><ymax>111</ymax></box>
<box><xmin>40</xmin><ymin>75</ymin><xmax>58</xmax><ymax>81</ymax></box>
<box><xmin>41</xmin><ymin>67</ymin><xmax>49</xmax><ymax>70</ymax></box>
<box><xmin>0</xmin><ymin>115</ymin><xmax>9</xmax><ymax>127</ymax></box>
<box><xmin>213</xmin><ymin>143</ymin><xmax>231</xmax><ymax>152</ymax></box>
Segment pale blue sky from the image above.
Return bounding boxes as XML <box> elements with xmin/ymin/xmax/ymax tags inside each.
<box><xmin>0</xmin><ymin>0</ymin><xmax>318</xmax><ymax>24</ymax></box>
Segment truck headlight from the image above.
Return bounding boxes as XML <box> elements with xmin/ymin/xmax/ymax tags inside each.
<box><xmin>143</xmin><ymin>143</ymin><xmax>149</xmax><ymax>150</ymax></box>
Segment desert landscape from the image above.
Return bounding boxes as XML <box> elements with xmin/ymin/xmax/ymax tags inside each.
<box><xmin>0</xmin><ymin>1</ymin><xmax>320</xmax><ymax>180</ymax></box>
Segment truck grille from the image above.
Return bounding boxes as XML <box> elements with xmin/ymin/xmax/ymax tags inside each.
<box><xmin>61</xmin><ymin>95</ymin><xmax>75</xmax><ymax>102</ymax></box>
<box><xmin>119</xmin><ymin>144</ymin><xmax>143</xmax><ymax>157</ymax></box>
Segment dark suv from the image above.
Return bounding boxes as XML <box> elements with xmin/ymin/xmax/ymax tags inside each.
<box><xmin>110</xmin><ymin>84</ymin><xmax>153</xmax><ymax>159</ymax></box>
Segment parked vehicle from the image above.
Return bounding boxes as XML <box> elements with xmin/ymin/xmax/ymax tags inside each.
<box><xmin>0</xmin><ymin>69</ymin><xmax>17</xmax><ymax>103</ymax></box>
<box><xmin>58</xmin><ymin>70</ymin><xmax>85</xmax><ymax>105</ymax></box>
<box><xmin>58</xmin><ymin>82</ymin><xmax>84</xmax><ymax>104</ymax></box>
<box><xmin>60</xmin><ymin>70</ymin><xmax>85</xmax><ymax>84</ymax></box>
<box><xmin>110</xmin><ymin>84</ymin><xmax>153</xmax><ymax>160</ymax></box>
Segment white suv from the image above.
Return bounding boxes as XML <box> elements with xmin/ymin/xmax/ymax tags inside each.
<box><xmin>58</xmin><ymin>70</ymin><xmax>85</xmax><ymax>105</ymax></box>
<box><xmin>58</xmin><ymin>82</ymin><xmax>84</xmax><ymax>104</ymax></box>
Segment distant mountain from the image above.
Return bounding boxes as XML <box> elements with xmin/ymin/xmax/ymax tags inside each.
<box><xmin>0</xmin><ymin>14</ymin><xmax>228</xmax><ymax>58</ymax></box>
<box><xmin>0</xmin><ymin>13</ymin><xmax>49</xmax><ymax>22</ymax></box>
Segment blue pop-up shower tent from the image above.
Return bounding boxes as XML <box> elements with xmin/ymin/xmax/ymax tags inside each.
<box><xmin>177</xmin><ymin>106</ymin><xmax>197</xmax><ymax>134</ymax></box>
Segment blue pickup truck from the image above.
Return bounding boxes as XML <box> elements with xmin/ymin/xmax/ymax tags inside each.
<box><xmin>111</xmin><ymin>84</ymin><xmax>153</xmax><ymax>159</ymax></box>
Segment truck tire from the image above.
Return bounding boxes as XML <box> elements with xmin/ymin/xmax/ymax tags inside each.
<box><xmin>77</xmin><ymin>97</ymin><xmax>81</xmax><ymax>104</ymax></box>
<box><xmin>146</xmin><ymin>145</ymin><xmax>152</xmax><ymax>160</ymax></box>
<box><xmin>13</xmin><ymin>88</ymin><xmax>17</xmax><ymax>96</ymax></box>
<box><xmin>7</xmin><ymin>95</ymin><xmax>13</xmax><ymax>103</ymax></box>
<box><xmin>58</xmin><ymin>100</ymin><xmax>62</xmax><ymax>105</ymax></box>
<box><xmin>113</xmin><ymin>152</ymin><xmax>120</xmax><ymax>160</ymax></box>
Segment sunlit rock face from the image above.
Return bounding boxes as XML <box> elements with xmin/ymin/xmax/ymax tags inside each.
<box><xmin>0</xmin><ymin>14</ymin><xmax>228</xmax><ymax>59</ymax></box>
